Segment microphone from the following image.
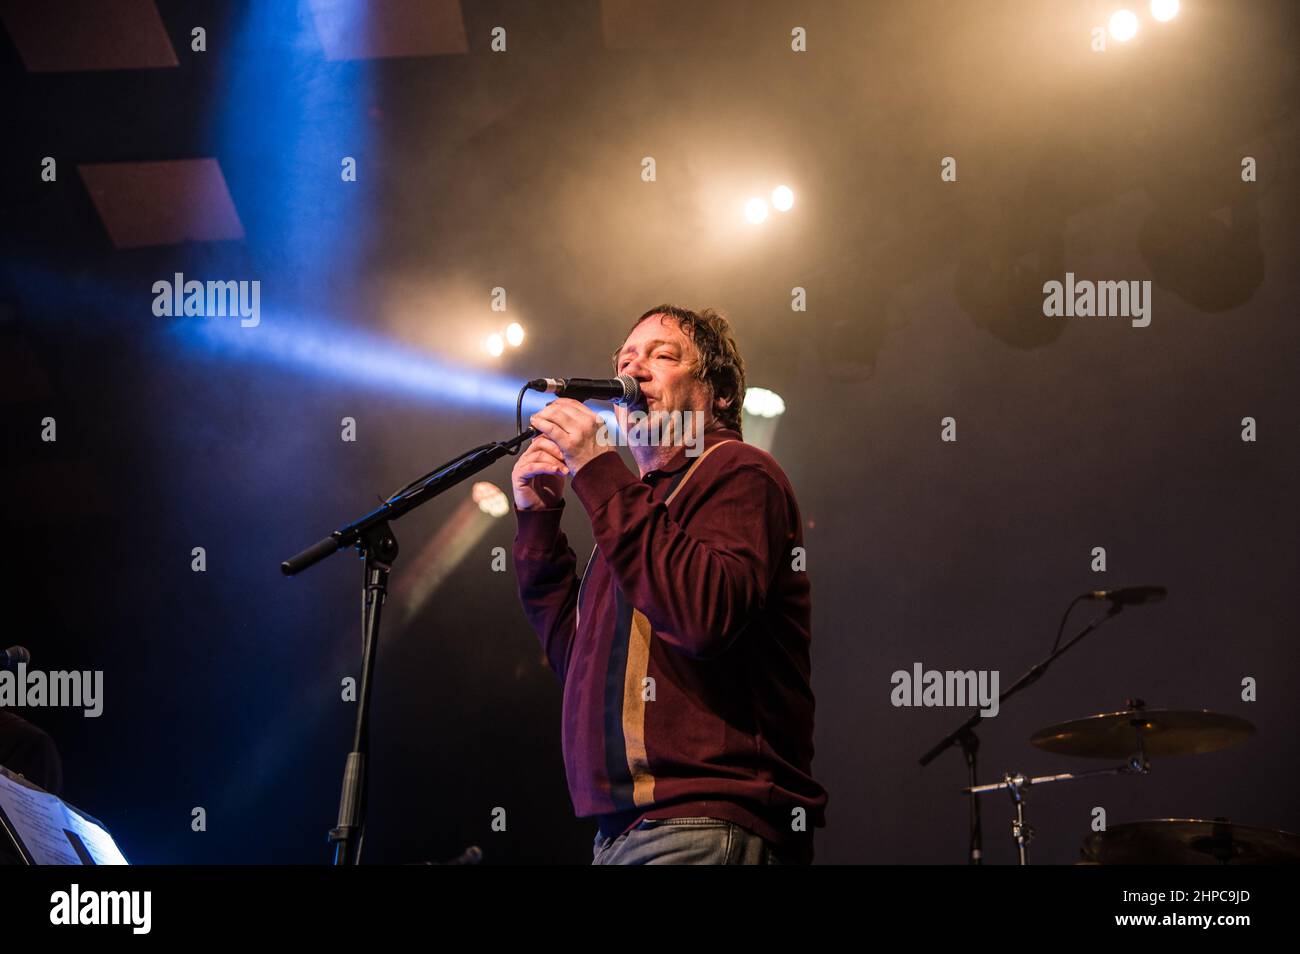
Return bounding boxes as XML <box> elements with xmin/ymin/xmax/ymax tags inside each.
<box><xmin>1</xmin><ymin>646</ymin><xmax>31</xmax><ymax>671</ymax></box>
<box><xmin>527</xmin><ymin>375</ymin><xmax>641</xmax><ymax>406</ymax></box>
<box><xmin>413</xmin><ymin>845</ymin><xmax>483</xmax><ymax>866</ymax></box>
<box><xmin>1088</xmin><ymin>586</ymin><xmax>1167</xmax><ymax>606</ymax></box>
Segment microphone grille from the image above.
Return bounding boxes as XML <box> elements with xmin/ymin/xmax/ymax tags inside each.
<box><xmin>616</xmin><ymin>374</ymin><xmax>641</xmax><ymax>406</ymax></box>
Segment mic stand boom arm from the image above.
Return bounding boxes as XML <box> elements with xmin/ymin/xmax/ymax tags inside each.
<box><xmin>280</xmin><ymin>423</ymin><xmax>538</xmax><ymax>865</ymax></box>
<box><xmin>917</xmin><ymin>600</ymin><xmax>1125</xmax><ymax>864</ymax></box>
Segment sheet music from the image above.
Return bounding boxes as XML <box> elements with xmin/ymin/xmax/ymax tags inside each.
<box><xmin>0</xmin><ymin>769</ymin><xmax>128</xmax><ymax>865</ymax></box>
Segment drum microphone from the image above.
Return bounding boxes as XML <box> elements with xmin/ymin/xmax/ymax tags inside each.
<box><xmin>1088</xmin><ymin>586</ymin><xmax>1167</xmax><ymax>606</ymax></box>
<box><xmin>527</xmin><ymin>375</ymin><xmax>642</xmax><ymax>406</ymax></box>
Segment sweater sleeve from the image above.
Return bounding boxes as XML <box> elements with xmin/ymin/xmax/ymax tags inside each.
<box><xmin>570</xmin><ymin>451</ymin><xmax>791</xmax><ymax>660</ymax></box>
<box><xmin>512</xmin><ymin>501</ymin><xmax>580</xmax><ymax>680</ymax></box>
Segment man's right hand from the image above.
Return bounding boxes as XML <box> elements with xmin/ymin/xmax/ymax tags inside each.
<box><xmin>511</xmin><ymin>434</ymin><xmax>569</xmax><ymax>510</ymax></box>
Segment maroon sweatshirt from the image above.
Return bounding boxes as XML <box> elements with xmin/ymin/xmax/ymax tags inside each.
<box><xmin>513</xmin><ymin>427</ymin><xmax>827</xmax><ymax>863</ymax></box>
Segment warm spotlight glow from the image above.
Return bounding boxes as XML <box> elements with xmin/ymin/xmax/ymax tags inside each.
<box><xmin>1150</xmin><ymin>0</ymin><xmax>1178</xmax><ymax>21</ymax></box>
<box><xmin>472</xmin><ymin>481</ymin><xmax>510</xmax><ymax>518</ymax></box>
<box><xmin>744</xmin><ymin>197</ymin><xmax>769</xmax><ymax>224</ymax></box>
<box><xmin>1108</xmin><ymin>9</ymin><xmax>1138</xmax><ymax>41</ymax></box>
<box><xmin>744</xmin><ymin>387</ymin><xmax>786</xmax><ymax>419</ymax></box>
<box><xmin>505</xmin><ymin>322</ymin><xmax>524</xmax><ymax>347</ymax></box>
<box><xmin>771</xmin><ymin>186</ymin><xmax>794</xmax><ymax>212</ymax></box>
<box><xmin>485</xmin><ymin>333</ymin><xmax>504</xmax><ymax>357</ymax></box>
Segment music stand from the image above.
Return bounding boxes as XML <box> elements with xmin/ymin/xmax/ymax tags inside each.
<box><xmin>0</xmin><ymin>765</ymin><xmax>130</xmax><ymax>865</ymax></box>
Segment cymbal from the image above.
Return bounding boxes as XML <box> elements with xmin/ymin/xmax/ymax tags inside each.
<box><xmin>1030</xmin><ymin>709</ymin><xmax>1254</xmax><ymax>759</ymax></box>
<box><xmin>1083</xmin><ymin>819</ymin><xmax>1300</xmax><ymax>865</ymax></box>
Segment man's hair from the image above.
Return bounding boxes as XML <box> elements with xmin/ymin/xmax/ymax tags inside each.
<box><xmin>615</xmin><ymin>304</ymin><xmax>746</xmax><ymax>435</ymax></box>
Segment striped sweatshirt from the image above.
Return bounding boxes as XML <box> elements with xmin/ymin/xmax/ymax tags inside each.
<box><xmin>513</xmin><ymin>427</ymin><xmax>827</xmax><ymax>863</ymax></box>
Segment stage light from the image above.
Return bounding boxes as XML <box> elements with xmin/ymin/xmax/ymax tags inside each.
<box><xmin>505</xmin><ymin>322</ymin><xmax>524</xmax><ymax>347</ymax></box>
<box><xmin>771</xmin><ymin>186</ymin><xmax>794</xmax><ymax>212</ymax></box>
<box><xmin>1150</xmin><ymin>0</ymin><xmax>1179</xmax><ymax>22</ymax></box>
<box><xmin>744</xmin><ymin>197</ymin><xmax>769</xmax><ymax>224</ymax></box>
<box><xmin>485</xmin><ymin>332</ymin><xmax>504</xmax><ymax>356</ymax></box>
<box><xmin>394</xmin><ymin>482</ymin><xmax>510</xmax><ymax>624</ymax></box>
<box><xmin>1108</xmin><ymin>9</ymin><xmax>1138</xmax><ymax>41</ymax></box>
<box><xmin>173</xmin><ymin>314</ymin><xmax>549</xmax><ymax>410</ymax></box>
<box><xmin>472</xmin><ymin>481</ymin><xmax>510</xmax><ymax>518</ymax></box>
<box><xmin>741</xmin><ymin>386</ymin><xmax>786</xmax><ymax>453</ymax></box>
<box><xmin>743</xmin><ymin>387</ymin><xmax>786</xmax><ymax>419</ymax></box>
<box><xmin>1137</xmin><ymin>193</ymin><xmax>1264</xmax><ymax>313</ymax></box>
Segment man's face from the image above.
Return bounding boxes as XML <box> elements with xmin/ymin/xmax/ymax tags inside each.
<box><xmin>613</xmin><ymin>313</ymin><xmax>715</xmax><ymax>438</ymax></box>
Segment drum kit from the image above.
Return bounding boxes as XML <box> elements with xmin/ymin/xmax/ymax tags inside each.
<box><xmin>963</xmin><ymin>700</ymin><xmax>1300</xmax><ymax>864</ymax></box>
<box><xmin>921</xmin><ymin>589</ymin><xmax>1299</xmax><ymax>865</ymax></box>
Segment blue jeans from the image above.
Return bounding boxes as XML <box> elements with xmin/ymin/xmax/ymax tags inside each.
<box><xmin>591</xmin><ymin>816</ymin><xmax>786</xmax><ymax>865</ymax></box>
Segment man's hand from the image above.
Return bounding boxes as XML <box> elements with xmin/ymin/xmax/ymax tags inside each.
<box><xmin>529</xmin><ymin>398</ymin><xmax>616</xmax><ymax>476</ymax></box>
<box><xmin>511</xmin><ymin>434</ymin><xmax>568</xmax><ymax>511</ymax></box>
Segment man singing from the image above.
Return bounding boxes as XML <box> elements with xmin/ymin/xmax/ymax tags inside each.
<box><xmin>511</xmin><ymin>305</ymin><xmax>827</xmax><ymax>864</ymax></box>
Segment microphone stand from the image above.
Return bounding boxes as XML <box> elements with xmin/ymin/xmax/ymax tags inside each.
<box><xmin>281</xmin><ymin>424</ymin><xmax>537</xmax><ymax>865</ymax></box>
<box><xmin>918</xmin><ymin>599</ymin><xmax>1124</xmax><ymax>864</ymax></box>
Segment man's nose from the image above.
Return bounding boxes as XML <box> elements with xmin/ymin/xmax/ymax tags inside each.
<box><xmin>622</xmin><ymin>354</ymin><xmax>652</xmax><ymax>380</ymax></box>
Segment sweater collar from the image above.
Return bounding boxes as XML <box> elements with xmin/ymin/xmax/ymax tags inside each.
<box><xmin>642</xmin><ymin>427</ymin><xmax>742</xmax><ymax>480</ymax></box>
